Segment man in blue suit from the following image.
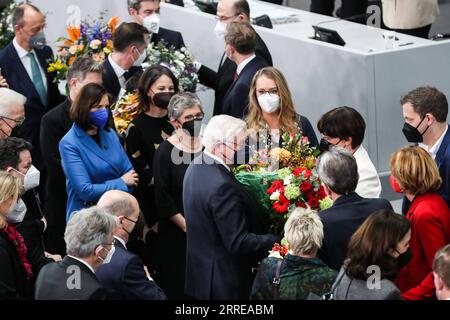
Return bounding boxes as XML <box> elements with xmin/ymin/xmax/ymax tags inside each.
<box><xmin>128</xmin><ymin>0</ymin><xmax>185</xmax><ymax>49</ymax></box>
<box><xmin>0</xmin><ymin>3</ymin><xmax>63</xmax><ymax>172</ymax></box>
<box><xmin>221</xmin><ymin>22</ymin><xmax>267</xmax><ymax>119</ymax></box>
<box><xmin>183</xmin><ymin>115</ymin><xmax>279</xmax><ymax>300</ymax></box>
<box><xmin>96</xmin><ymin>190</ymin><xmax>167</xmax><ymax>300</ymax></box>
<box><xmin>316</xmin><ymin>147</ymin><xmax>393</xmax><ymax>271</ymax></box>
<box><xmin>401</xmin><ymin>86</ymin><xmax>450</xmax><ymax>210</ymax></box>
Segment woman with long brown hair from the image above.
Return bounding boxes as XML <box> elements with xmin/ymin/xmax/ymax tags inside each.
<box><xmin>333</xmin><ymin>209</ymin><xmax>411</xmax><ymax>300</ymax></box>
<box><xmin>246</xmin><ymin>67</ymin><xmax>318</xmax><ymax>149</ymax></box>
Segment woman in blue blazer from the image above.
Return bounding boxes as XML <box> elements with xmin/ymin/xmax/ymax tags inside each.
<box><xmin>59</xmin><ymin>84</ymin><xmax>138</xmax><ymax>220</ymax></box>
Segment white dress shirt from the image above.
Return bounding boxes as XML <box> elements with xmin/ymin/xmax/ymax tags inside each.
<box><xmin>204</xmin><ymin>150</ymin><xmax>230</xmax><ymax>172</ymax></box>
<box><xmin>67</xmin><ymin>255</ymin><xmax>96</xmax><ymax>274</ymax></box>
<box><xmin>236</xmin><ymin>54</ymin><xmax>256</xmax><ymax>76</ymax></box>
<box><xmin>354</xmin><ymin>146</ymin><xmax>382</xmax><ymax>198</ymax></box>
<box><xmin>419</xmin><ymin>125</ymin><xmax>448</xmax><ymax>160</ymax></box>
<box><xmin>108</xmin><ymin>54</ymin><xmax>127</xmax><ymax>89</ymax></box>
<box><xmin>13</xmin><ymin>37</ymin><xmax>47</xmax><ymax>90</ymax></box>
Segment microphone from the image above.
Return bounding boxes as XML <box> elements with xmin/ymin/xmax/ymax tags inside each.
<box><xmin>313</xmin><ymin>13</ymin><xmax>372</xmax><ymax>40</ymax></box>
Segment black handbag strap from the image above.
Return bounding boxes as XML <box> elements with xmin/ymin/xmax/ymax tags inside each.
<box><xmin>272</xmin><ymin>259</ymin><xmax>283</xmax><ymax>300</ymax></box>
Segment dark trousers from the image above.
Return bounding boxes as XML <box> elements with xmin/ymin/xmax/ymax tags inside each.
<box><xmin>311</xmin><ymin>0</ymin><xmax>368</xmax><ymax>23</ymax></box>
<box><xmin>391</xmin><ymin>24</ymin><xmax>432</xmax><ymax>39</ymax></box>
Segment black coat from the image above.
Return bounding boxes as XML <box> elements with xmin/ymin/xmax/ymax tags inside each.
<box><xmin>0</xmin><ymin>43</ymin><xmax>64</xmax><ymax>170</ymax></box>
<box><xmin>101</xmin><ymin>58</ymin><xmax>142</xmax><ymax>101</ymax></box>
<box><xmin>40</xmin><ymin>98</ymin><xmax>72</xmax><ymax>229</ymax></box>
<box><xmin>318</xmin><ymin>192</ymin><xmax>393</xmax><ymax>271</ymax></box>
<box><xmin>35</xmin><ymin>256</ymin><xmax>106</xmax><ymax>300</ymax></box>
<box><xmin>151</xmin><ymin>27</ymin><xmax>185</xmax><ymax>49</ymax></box>
<box><xmin>199</xmin><ymin>33</ymin><xmax>272</xmax><ymax>116</ymax></box>
<box><xmin>96</xmin><ymin>239</ymin><xmax>167</xmax><ymax>300</ymax></box>
<box><xmin>0</xmin><ymin>232</ymin><xmax>32</xmax><ymax>299</ymax></box>
<box><xmin>183</xmin><ymin>153</ymin><xmax>279</xmax><ymax>299</ymax></box>
<box><xmin>221</xmin><ymin>56</ymin><xmax>267</xmax><ymax>119</ymax></box>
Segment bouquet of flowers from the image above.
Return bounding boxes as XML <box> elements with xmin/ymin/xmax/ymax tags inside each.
<box><xmin>0</xmin><ymin>1</ymin><xmax>21</xmax><ymax>49</ymax></box>
<box><xmin>144</xmin><ymin>40</ymin><xmax>198</xmax><ymax>92</ymax></box>
<box><xmin>47</xmin><ymin>12</ymin><xmax>119</xmax><ymax>85</ymax></box>
<box><xmin>234</xmin><ymin>131</ymin><xmax>332</xmax><ymax>234</ymax></box>
<box><xmin>111</xmin><ymin>92</ymin><xmax>140</xmax><ymax>137</ymax></box>
<box><xmin>268</xmin><ymin>239</ymin><xmax>289</xmax><ymax>259</ymax></box>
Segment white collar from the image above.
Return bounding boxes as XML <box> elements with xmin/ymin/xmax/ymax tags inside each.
<box><xmin>114</xmin><ymin>235</ymin><xmax>127</xmax><ymax>250</ymax></box>
<box><xmin>236</xmin><ymin>54</ymin><xmax>256</xmax><ymax>76</ymax></box>
<box><xmin>204</xmin><ymin>150</ymin><xmax>230</xmax><ymax>172</ymax></box>
<box><xmin>108</xmin><ymin>54</ymin><xmax>127</xmax><ymax>78</ymax></box>
<box><xmin>67</xmin><ymin>255</ymin><xmax>96</xmax><ymax>274</ymax></box>
<box><xmin>13</xmin><ymin>37</ymin><xmax>33</xmax><ymax>58</ymax></box>
<box><xmin>420</xmin><ymin>125</ymin><xmax>448</xmax><ymax>159</ymax></box>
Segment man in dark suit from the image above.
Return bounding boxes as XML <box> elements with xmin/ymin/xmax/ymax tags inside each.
<box><xmin>198</xmin><ymin>0</ymin><xmax>272</xmax><ymax>116</ymax></box>
<box><xmin>316</xmin><ymin>147</ymin><xmax>393</xmax><ymax>271</ymax></box>
<box><xmin>183</xmin><ymin>115</ymin><xmax>279</xmax><ymax>300</ymax></box>
<box><xmin>400</xmin><ymin>86</ymin><xmax>450</xmax><ymax>211</ymax></box>
<box><xmin>102</xmin><ymin>22</ymin><xmax>148</xmax><ymax>101</ymax></box>
<box><xmin>221</xmin><ymin>22</ymin><xmax>267</xmax><ymax>119</ymax></box>
<box><xmin>96</xmin><ymin>190</ymin><xmax>167</xmax><ymax>300</ymax></box>
<box><xmin>128</xmin><ymin>0</ymin><xmax>185</xmax><ymax>49</ymax></box>
<box><xmin>0</xmin><ymin>3</ymin><xmax>64</xmax><ymax>172</ymax></box>
<box><xmin>34</xmin><ymin>207</ymin><xmax>116</xmax><ymax>300</ymax></box>
<box><xmin>39</xmin><ymin>57</ymin><xmax>103</xmax><ymax>256</ymax></box>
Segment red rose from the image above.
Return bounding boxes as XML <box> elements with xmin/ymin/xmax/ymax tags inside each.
<box><xmin>308</xmin><ymin>197</ymin><xmax>319</xmax><ymax>208</ymax></box>
<box><xmin>295</xmin><ymin>201</ymin><xmax>307</xmax><ymax>208</ymax></box>
<box><xmin>300</xmin><ymin>181</ymin><xmax>313</xmax><ymax>194</ymax></box>
<box><xmin>317</xmin><ymin>185</ymin><xmax>327</xmax><ymax>199</ymax></box>
<box><xmin>292</xmin><ymin>167</ymin><xmax>304</xmax><ymax>177</ymax></box>
<box><xmin>303</xmin><ymin>169</ymin><xmax>313</xmax><ymax>179</ymax></box>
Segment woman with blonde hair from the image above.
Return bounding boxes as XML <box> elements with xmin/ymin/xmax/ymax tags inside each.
<box><xmin>246</xmin><ymin>67</ymin><xmax>318</xmax><ymax>149</ymax></box>
<box><xmin>0</xmin><ymin>172</ymin><xmax>33</xmax><ymax>299</ymax></box>
<box><xmin>251</xmin><ymin>207</ymin><xmax>336</xmax><ymax>300</ymax></box>
<box><xmin>390</xmin><ymin>146</ymin><xmax>450</xmax><ymax>300</ymax></box>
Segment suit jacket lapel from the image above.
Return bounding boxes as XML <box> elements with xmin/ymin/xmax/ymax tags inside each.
<box><xmin>102</xmin><ymin>59</ymin><xmax>121</xmax><ymax>97</ymax></box>
<box><xmin>435</xmin><ymin>125</ymin><xmax>450</xmax><ymax>168</ymax></box>
<box><xmin>35</xmin><ymin>48</ymin><xmax>52</xmax><ymax>95</ymax></box>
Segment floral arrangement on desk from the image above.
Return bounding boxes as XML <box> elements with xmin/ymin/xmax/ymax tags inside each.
<box><xmin>233</xmin><ymin>132</ymin><xmax>332</xmax><ymax>234</ymax></box>
<box><xmin>47</xmin><ymin>13</ymin><xmax>119</xmax><ymax>84</ymax></box>
<box><xmin>144</xmin><ymin>40</ymin><xmax>198</xmax><ymax>92</ymax></box>
<box><xmin>268</xmin><ymin>239</ymin><xmax>290</xmax><ymax>259</ymax></box>
<box><xmin>0</xmin><ymin>1</ymin><xmax>23</xmax><ymax>49</ymax></box>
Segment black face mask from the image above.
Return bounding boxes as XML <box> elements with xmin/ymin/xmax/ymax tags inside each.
<box><xmin>397</xmin><ymin>248</ymin><xmax>413</xmax><ymax>268</ymax></box>
<box><xmin>152</xmin><ymin>92</ymin><xmax>175</xmax><ymax>109</ymax></box>
<box><xmin>182</xmin><ymin>119</ymin><xmax>202</xmax><ymax>137</ymax></box>
<box><xmin>402</xmin><ymin>117</ymin><xmax>429</xmax><ymax>143</ymax></box>
<box><xmin>318</xmin><ymin>138</ymin><xmax>341</xmax><ymax>153</ymax></box>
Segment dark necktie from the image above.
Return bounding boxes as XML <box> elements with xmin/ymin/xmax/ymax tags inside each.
<box><xmin>233</xmin><ymin>71</ymin><xmax>239</xmax><ymax>81</ymax></box>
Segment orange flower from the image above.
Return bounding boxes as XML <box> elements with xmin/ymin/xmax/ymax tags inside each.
<box><xmin>67</xmin><ymin>26</ymin><xmax>81</xmax><ymax>42</ymax></box>
<box><xmin>68</xmin><ymin>56</ymin><xmax>76</xmax><ymax>66</ymax></box>
<box><xmin>107</xmin><ymin>16</ymin><xmax>120</xmax><ymax>33</ymax></box>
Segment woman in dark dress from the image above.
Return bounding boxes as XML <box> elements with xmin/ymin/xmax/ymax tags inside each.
<box><xmin>153</xmin><ymin>92</ymin><xmax>204</xmax><ymax>299</ymax></box>
<box><xmin>126</xmin><ymin>66</ymin><xmax>180</xmax><ymax>229</ymax></box>
<box><xmin>246</xmin><ymin>67</ymin><xmax>318</xmax><ymax>152</ymax></box>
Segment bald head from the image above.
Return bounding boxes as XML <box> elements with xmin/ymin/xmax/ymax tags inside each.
<box><xmin>97</xmin><ymin>190</ymin><xmax>139</xmax><ymax>218</ymax></box>
<box><xmin>217</xmin><ymin>0</ymin><xmax>250</xmax><ymax>22</ymax></box>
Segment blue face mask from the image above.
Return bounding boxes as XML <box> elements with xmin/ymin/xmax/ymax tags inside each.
<box><xmin>90</xmin><ymin>109</ymin><xmax>109</xmax><ymax>129</ymax></box>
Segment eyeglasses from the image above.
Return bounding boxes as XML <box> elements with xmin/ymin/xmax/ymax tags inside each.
<box><xmin>215</xmin><ymin>14</ymin><xmax>238</xmax><ymax>22</ymax></box>
<box><xmin>256</xmin><ymin>88</ymin><xmax>278</xmax><ymax>96</ymax></box>
<box><xmin>123</xmin><ymin>216</ymin><xmax>139</xmax><ymax>225</ymax></box>
<box><xmin>0</xmin><ymin>115</ymin><xmax>26</xmax><ymax>126</ymax></box>
<box><xmin>183</xmin><ymin>113</ymin><xmax>204</xmax><ymax>122</ymax></box>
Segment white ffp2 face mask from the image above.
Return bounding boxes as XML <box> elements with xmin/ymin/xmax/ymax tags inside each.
<box><xmin>7</xmin><ymin>198</ymin><xmax>27</xmax><ymax>224</ymax></box>
<box><xmin>258</xmin><ymin>93</ymin><xmax>280</xmax><ymax>114</ymax></box>
<box><xmin>143</xmin><ymin>13</ymin><xmax>160</xmax><ymax>34</ymax></box>
<box><xmin>133</xmin><ymin>48</ymin><xmax>147</xmax><ymax>67</ymax></box>
<box><xmin>12</xmin><ymin>165</ymin><xmax>40</xmax><ymax>191</ymax></box>
<box><xmin>214</xmin><ymin>20</ymin><xmax>227</xmax><ymax>41</ymax></box>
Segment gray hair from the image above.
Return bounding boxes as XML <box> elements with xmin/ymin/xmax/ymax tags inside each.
<box><xmin>316</xmin><ymin>146</ymin><xmax>359</xmax><ymax>195</ymax></box>
<box><xmin>284</xmin><ymin>207</ymin><xmax>324</xmax><ymax>256</ymax></box>
<box><xmin>65</xmin><ymin>206</ymin><xmax>117</xmax><ymax>258</ymax></box>
<box><xmin>168</xmin><ymin>92</ymin><xmax>203</xmax><ymax>121</ymax></box>
<box><xmin>66</xmin><ymin>56</ymin><xmax>103</xmax><ymax>83</ymax></box>
<box><xmin>0</xmin><ymin>88</ymin><xmax>26</xmax><ymax>117</ymax></box>
<box><xmin>202</xmin><ymin>115</ymin><xmax>247</xmax><ymax>150</ymax></box>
